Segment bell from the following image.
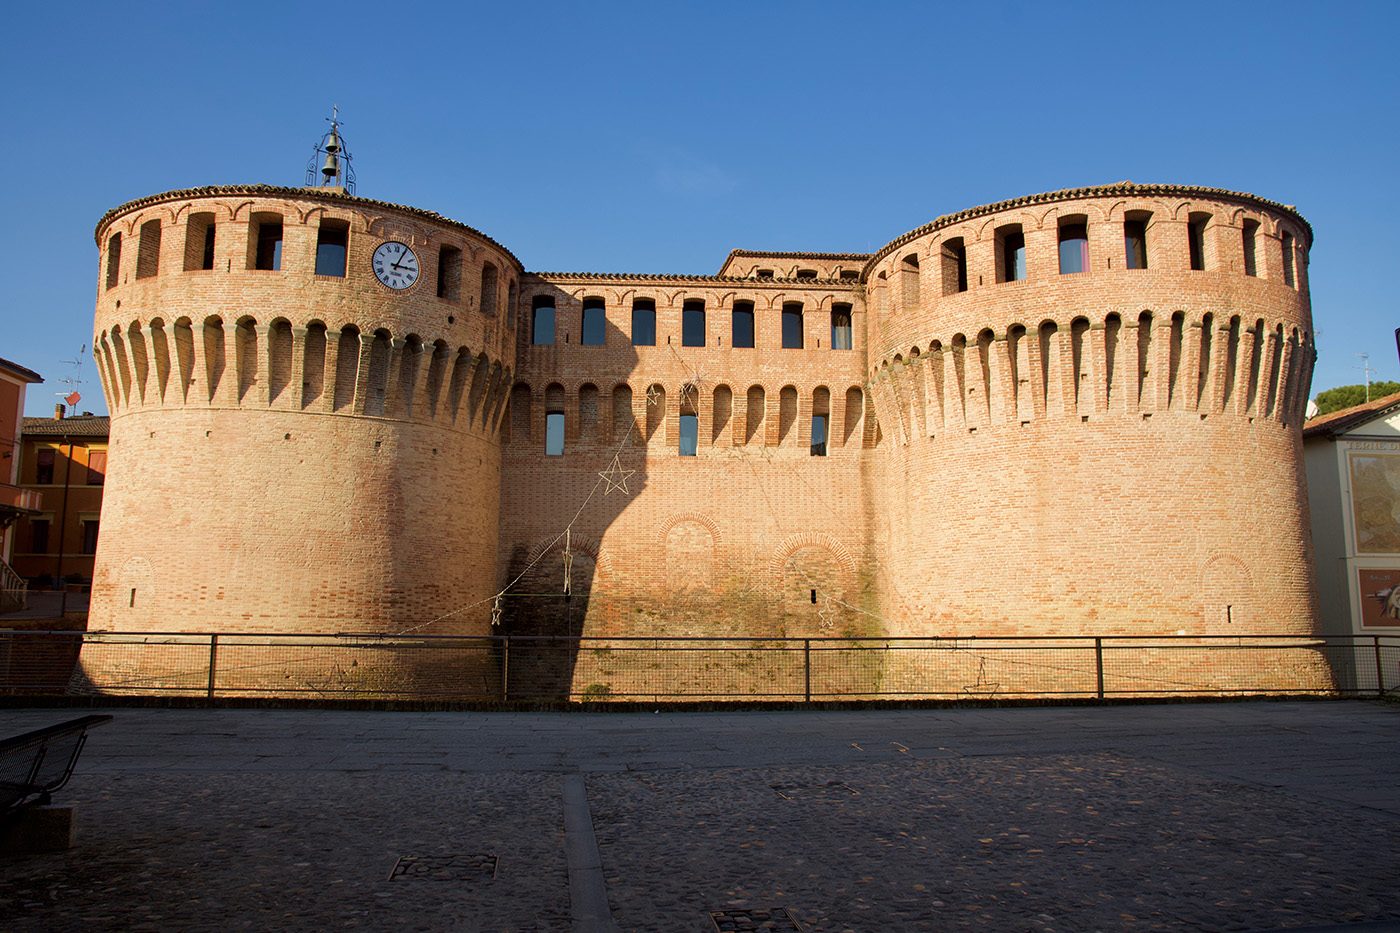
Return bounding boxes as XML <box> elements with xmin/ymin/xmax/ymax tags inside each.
<box><xmin>321</xmin><ymin>153</ymin><xmax>339</xmax><ymax>180</ymax></box>
<box><xmin>324</xmin><ymin>131</ymin><xmax>341</xmax><ymax>154</ymax></box>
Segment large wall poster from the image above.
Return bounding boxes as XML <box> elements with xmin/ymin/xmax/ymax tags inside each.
<box><xmin>1349</xmin><ymin>452</ymin><xmax>1400</xmax><ymax>554</ymax></box>
<box><xmin>1358</xmin><ymin>568</ymin><xmax>1400</xmax><ymax>628</ymax></box>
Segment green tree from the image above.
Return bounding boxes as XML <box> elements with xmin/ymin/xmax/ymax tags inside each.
<box><xmin>1313</xmin><ymin>382</ymin><xmax>1400</xmax><ymax>416</ymax></box>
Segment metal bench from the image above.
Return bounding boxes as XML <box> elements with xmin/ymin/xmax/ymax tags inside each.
<box><xmin>1</xmin><ymin>715</ymin><xmax>113</xmax><ymax>818</ymax></box>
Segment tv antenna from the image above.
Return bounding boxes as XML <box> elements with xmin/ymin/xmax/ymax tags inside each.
<box><xmin>55</xmin><ymin>345</ymin><xmax>86</xmax><ymax>409</ymax></box>
<box><xmin>1355</xmin><ymin>353</ymin><xmax>1376</xmax><ymax>402</ymax></box>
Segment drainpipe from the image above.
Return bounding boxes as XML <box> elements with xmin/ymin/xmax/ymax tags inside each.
<box><xmin>54</xmin><ymin>433</ymin><xmax>73</xmax><ymax>616</ymax></box>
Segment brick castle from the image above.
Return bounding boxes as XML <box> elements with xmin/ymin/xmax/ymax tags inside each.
<box><xmin>83</xmin><ymin>180</ymin><xmax>1321</xmax><ymax>692</ymax></box>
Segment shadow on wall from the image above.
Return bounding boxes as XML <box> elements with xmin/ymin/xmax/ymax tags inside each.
<box><xmin>497</xmin><ymin>288</ymin><xmax>644</xmax><ymax>699</ymax></box>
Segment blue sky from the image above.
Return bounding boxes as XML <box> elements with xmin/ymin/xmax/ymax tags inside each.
<box><xmin>3</xmin><ymin>0</ymin><xmax>1396</xmax><ymax>416</ymax></box>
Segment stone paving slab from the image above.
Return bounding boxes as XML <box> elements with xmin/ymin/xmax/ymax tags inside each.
<box><xmin>2</xmin><ymin>700</ymin><xmax>1400</xmax><ymax>931</ymax></box>
<box><xmin>0</xmin><ymin>772</ymin><xmax>569</xmax><ymax>932</ymax></box>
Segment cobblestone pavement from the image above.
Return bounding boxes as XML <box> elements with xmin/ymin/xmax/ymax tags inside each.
<box><xmin>2</xmin><ymin>700</ymin><xmax>1399</xmax><ymax>932</ymax></box>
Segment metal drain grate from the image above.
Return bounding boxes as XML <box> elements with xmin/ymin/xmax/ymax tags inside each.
<box><xmin>388</xmin><ymin>853</ymin><xmax>498</xmax><ymax>881</ymax></box>
<box><xmin>771</xmin><ymin>780</ymin><xmax>857</xmax><ymax>800</ymax></box>
<box><xmin>709</xmin><ymin>907</ymin><xmax>805</xmax><ymax>931</ymax></box>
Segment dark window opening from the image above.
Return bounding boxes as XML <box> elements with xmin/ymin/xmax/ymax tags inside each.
<box><xmin>942</xmin><ymin>237</ymin><xmax>968</xmax><ymax>294</ymax></box>
<box><xmin>831</xmin><ymin>305</ymin><xmax>853</xmax><ymax>350</ymax></box>
<box><xmin>82</xmin><ymin>520</ymin><xmax>99</xmax><ymax>555</ymax></box>
<box><xmin>314</xmin><ymin>220</ymin><xmax>349</xmax><ymax>277</ymax></box>
<box><xmin>254</xmin><ymin>218</ymin><xmax>283</xmax><ymax>270</ymax></box>
<box><xmin>679</xmin><ymin>413</ymin><xmax>698</xmax><ymax>456</ymax></box>
<box><xmin>811</xmin><ymin>414</ymin><xmax>828</xmax><ymax>456</ymax></box>
<box><xmin>545</xmin><ymin>412</ymin><xmax>564</xmax><ymax>455</ymax></box>
<box><xmin>31</xmin><ymin>519</ymin><xmax>48</xmax><ymax>554</ymax></box>
<box><xmin>839</xmin><ymin>270</ymin><xmax>860</xmax><ymax>281</ymax></box>
<box><xmin>632</xmin><ymin>299</ymin><xmax>656</xmax><ymax>346</ymax></box>
<box><xmin>532</xmin><ymin>296</ymin><xmax>555</xmax><ymax>345</ymax></box>
<box><xmin>900</xmin><ymin>254</ymin><xmax>920</xmax><ymax>307</ymax></box>
<box><xmin>756</xmin><ymin>268</ymin><xmax>774</xmax><ymax>278</ymax></box>
<box><xmin>782</xmin><ymin>302</ymin><xmax>804</xmax><ymax>349</ymax></box>
<box><xmin>105</xmin><ymin>233</ymin><xmax>121</xmax><ymax>289</ymax></box>
<box><xmin>582</xmin><ymin>298</ymin><xmax>606</xmax><ymax>346</ymax></box>
<box><xmin>998</xmin><ymin>226</ymin><xmax>1026</xmax><ymax>282</ymax></box>
<box><xmin>1058</xmin><ymin>221</ymin><xmax>1088</xmax><ymax>275</ymax></box>
<box><xmin>796</xmin><ymin>268</ymin><xmax>818</xmax><ymax>279</ymax></box>
<box><xmin>732</xmin><ymin>302</ymin><xmax>755</xmax><ymax>348</ymax></box>
<box><xmin>1124</xmin><ymin>219</ymin><xmax>1148</xmax><ymax>270</ymax></box>
<box><xmin>682</xmin><ymin>300</ymin><xmax>705</xmax><ymax>347</ymax></box>
<box><xmin>35</xmin><ymin>449</ymin><xmax>55</xmax><ymax>485</ymax></box>
<box><xmin>1282</xmin><ymin>232</ymin><xmax>1296</xmax><ymax>287</ymax></box>
<box><xmin>1188</xmin><ymin>213</ymin><xmax>1210</xmax><ymax>271</ymax></box>
<box><xmin>185</xmin><ymin>213</ymin><xmax>216</xmax><ymax>271</ymax></box>
<box><xmin>437</xmin><ymin>245</ymin><xmax>462</xmax><ymax>300</ymax></box>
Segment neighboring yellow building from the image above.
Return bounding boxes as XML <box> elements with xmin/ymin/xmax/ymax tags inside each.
<box><xmin>11</xmin><ymin>411</ymin><xmax>108</xmax><ymax>588</ymax></box>
<box><xmin>1</xmin><ymin>357</ymin><xmax>43</xmax><ymax>611</ymax></box>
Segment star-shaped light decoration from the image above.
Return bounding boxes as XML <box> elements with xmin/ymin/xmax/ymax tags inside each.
<box><xmin>491</xmin><ymin>594</ymin><xmax>503</xmax><ymax>628</ymax></box>
<box><xmin>646</xmin><ymin>384</ymin><xmax>664</xmax><ymax>408</ymax></box>
<box><xmin>819</xmin><ymin>594</ymin><xmax>836</xmax><ymax>629</ymax></box>
<box><xmin>561</xmin><ymin>529</ymin><xmax>574</xmax><ymax>597</ymax></box>
<box><xmin>598</xmin><ymin>454</ymin><xmax>636</xmax><ymax>496</ymax></box>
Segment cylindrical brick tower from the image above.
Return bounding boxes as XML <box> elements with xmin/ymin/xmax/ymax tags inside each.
<box><xmin>862</xmin><ymin>184</ymin><xmax>1318</xmax><ymax>648</ymax></box>
<box><xmin>86</xmin><ymin>186</ymin><xmax>520</xmax><ymax>669</ymax></box>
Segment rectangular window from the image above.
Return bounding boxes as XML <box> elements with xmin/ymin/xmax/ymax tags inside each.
<box><xmin>679</xmin><ymin>413</ymin><xmax>698</xmax><ymax>456</ymax></box>
<box><xmin>254</xmin><ymin>218</ymin><xmax>283</xmax><ymax>270</ymax></box>
<box><xmin>1058</xmin><ymin>222</ymin><xmax>1088</xmax><ymax>275</ymax></box>
<box><xmin>632</xmin><ymin>299</ymin><xmax>656</xmax><ymax>346</ymax></box>
<box><xmin>839</xmin><ymin>270</ymin><xmax>860</xmax><ymax>281</ymax></box>
<box><xmin>136</xmin><ymin>219</ymin><xmax>161</xmax><ymax>279</ymax></box>
<box><xmin>36</xmin><ymin>449</ymin><xmax>55</xmax><ymax>485</ymax></box>
<box><xmin>1242</xmin><ymin>220</ymin><xmax>1259</xmax><ymax>277</ymax></box>
<box><xmin>545</xmin><ymin>412</ymin><xmax>564</xmax><ymax>455</ymax></box>
<box><xmin>86</xmin><ymin>450</ymin><xmax>106</xmax><ymax>486</ymax></box>
<box><xmin>314</xmin><ymin>220</ymin><xmax>349</xmax><ymax>277</ymax></box>
<box><xmin>1282</xmin><ymin>232</ymin><xmax>1296</xmax><ymax>287</ymax></box>
<box><xmin>105</xmin><ymin>233</ymin><xmax>121</xmax><ymax>289</ymax></box>
<box><xmin>532</xmin><ymin>297</ymin><xmax>555</xmax><ymax>345</ymax></box>
<box><xmin>732</xmin><ymin>302</ymin><xmax>755</xmax><ymax>348</ymax></box>
<box><xmin>82</xmin><ymin>520</ymin><xmax>99</xmax><ymax>555</ymax></box>
<box><xmin>782</xmin><ymin>303</ymin><xmax>804</xmax><ymax>349</ymax></box>
<box><xmin>202</xmin><ymin>221</ymin><xmax>216</xmax><ymax>270</ymax></box>
<box><xmin>1188</xmin><ymin>215</ymin><xmax>1209</xmax><ymax>271</ymax></box>
<box><xmin>582</xmin><ymin>298</ymin><xmax>606</xmax><ymax>345</ymax></box>
<box><xmin>756</xmin><ymin>268</ymin><xmax>774</xmax><ymax>278</ymax></box>
<box><xmin>682</xmin><ymin>300</ymin><xmax>705</xmax><ymax>347</ymax></box>
<box><xmin>1124</xmin><ymin>220</ymin><xmax>1148</xmax><ymax>270</ymax></box>
<box><xmin>999</xmin><ymin>226</ymin><xmax>1026</xmax><ymax>282</ymax></box>
<box><xmin>31</xmin><ymin>519</ymin><xmax>49</xmax><ymax>554</ymax></box>
<box><xmin>831</xmin><ymin>304</ymin><xmax>853</xmax><ymax>350</ymax></box>
<box><xmin>941</xmin><ymin>237</ymin><xmax>968</xmax><ymax>295</ymax></box>
<box><xmin>437</xmin><ymin>245</ymin><xmax>462</xmax><ymax>300</ymax></box>
<box><xmin>811</xmin><ymin>414</ymin><xmax>828</xmax><ymax>456</ymax></box>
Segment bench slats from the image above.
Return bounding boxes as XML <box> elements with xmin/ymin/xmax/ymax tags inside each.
<box><xmin>1</xmin><ymin>714</ymin><xmax>113</xmax><ymax>813</ymax></box>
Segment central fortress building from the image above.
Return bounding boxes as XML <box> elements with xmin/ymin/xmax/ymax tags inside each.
<box><xmin>84</xmin><ymin>178</ymin><xmax>1320</xmax><ymax>691</ymax></box>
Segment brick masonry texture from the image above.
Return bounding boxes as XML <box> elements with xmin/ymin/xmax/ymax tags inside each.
<box><xmin>84</xmin><ymin>182</ymin><xmax>1323</xmax><ymax>690</ymax></box>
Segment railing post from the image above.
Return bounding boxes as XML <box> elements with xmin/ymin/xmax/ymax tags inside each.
<box><xmin>207</xmin><ymin>634</ymin><xmax>219</xmax><ymax>699</ymax></box>
<box><xmin>804</xmin><ymin>639</ymin><xmax>811</xmax><ymax>703</ymax></box>
<box><xmin>1376</xmin><ymin>635</ymin><xmax>1385</xmax><ymax>697</ymax></box>
<box><xmin>502</xmin><ymin>634</ymin><xmax>510</xmax><ymax>702</ymax></box>
<box><xmin>1095</xmin><ymin>638</ymin><xmax>1105</xmax><ymax>700</ymax></box>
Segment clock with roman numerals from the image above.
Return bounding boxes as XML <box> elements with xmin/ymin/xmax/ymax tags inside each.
<box><xmin>372</xmin><ymin>241</ymin><xmax>419</xmax><ymax>290</ymax></box>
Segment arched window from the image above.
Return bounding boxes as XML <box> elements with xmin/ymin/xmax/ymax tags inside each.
<box><xmin>1123</xmin><ymin>211</ymin><xmax>1149</xmax><ymax>270</ymax></box>
<box><xmin>632</xmin><ymin>299</ymin><xmax>656</xmax><ymax>346</ymax></box>
<box><xmin>782</xmin><ymin>302</ymin><xmax>804</xmax><ymax>349</ymax></box>
<box><xmin>941</xmin><ymin>237</ymin><xmax>967</xmax><ymax>294</ymax></box>
<box><xmin>830</xmin><ymin>304</ymin><xmax>853</xmax><ymax>351</ymax></box>
<box><xmin>682</xmin><ymin>300</ymin><xmax>705</xmax><ymax>347</ymax></box>
<box><xmin>998</xmin><ymin>225</ymin><xmax>1026</xmax><ymax>282</ymax></box>
<box><xmin>481</xmin><ymin>263</ymin><xmax>499</xmax><ymax>315</ymax></box>
<box><xmin>732</xmin><ymin>301</ymin><xmax>755</xmax><ymax>348</ymax></box>
<box><xmin>582</xmin><ymin>297</ymin><xmax>606</xmax><ymax>346</ymax></box>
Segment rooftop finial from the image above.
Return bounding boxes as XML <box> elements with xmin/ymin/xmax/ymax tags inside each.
<box><xmin>306</xmin><ymin>106</ymin><xmax>356</xmax><ymax>194</ymax></box>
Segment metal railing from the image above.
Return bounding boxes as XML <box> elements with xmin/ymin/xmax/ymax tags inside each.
<box><xmin>0</xmin><ymin>631</ymin><xmax>1396</xmax><ymax>704</ymax></box>
<box><xmin>0</xmin><ymin>560</ymin><xmax>27</xmax><ymax>614</ymax></box>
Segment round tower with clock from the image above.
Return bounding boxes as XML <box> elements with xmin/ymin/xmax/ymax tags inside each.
<box><xmin>85</xmin><ymin>124</ymin><xmax>522</xmax><ymax>668</ymax></box>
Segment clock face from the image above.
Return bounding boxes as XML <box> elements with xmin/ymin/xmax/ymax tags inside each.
<box><xmin>372</xmin><ymin>241</ymin><xmax>419</xmax><ymax>290</ymax></box>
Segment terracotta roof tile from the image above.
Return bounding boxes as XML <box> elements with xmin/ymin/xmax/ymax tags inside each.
<box><xmin>1302</xmin><ymin>391</ymin><xmax>1400</xmax><ymax>438</ymax></box>
<box><xmin>21</xmin><ymin>416</ymin><xmax>110</xmax><ymax>437</ymax></box>
<box><xmin>0</xmin><ymin>358</ymin><xmax>43</xmax><ymax>383</ymax></box>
